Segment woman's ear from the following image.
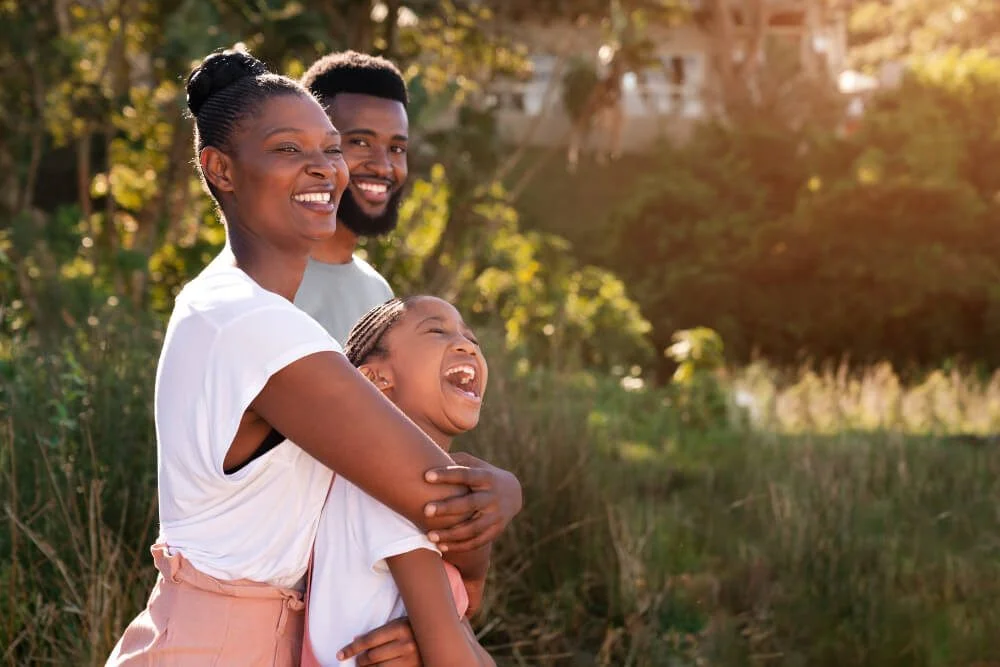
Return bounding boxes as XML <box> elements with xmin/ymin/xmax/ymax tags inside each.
<box><xmin>200</xmin><ymin>147</ymin><xmax>236</xmax><ymax>194</ymax></box>
<box><xmin>359</xmin><ymin>364</ymin><xmax>394</xmax><ymax>394</ymax></box>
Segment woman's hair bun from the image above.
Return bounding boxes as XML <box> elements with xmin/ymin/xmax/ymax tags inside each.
<box><xmin>186</xmin><ymin>49</ymin><xmax>269</xmax><ymax>116</ymax></box>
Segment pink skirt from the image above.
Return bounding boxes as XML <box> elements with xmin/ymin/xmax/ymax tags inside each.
<box><xmin>105</xmin><ymin>545</ymin><xmax>305</xmax><ymax>666</ymax></box>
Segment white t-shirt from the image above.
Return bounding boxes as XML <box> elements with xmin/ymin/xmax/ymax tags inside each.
<box><xmin>155</xmin><ymin>263</ymin><xmax>340</xmax><ymax>589</ymax></box>
<box><xmin>306</xmin><ymin>477</ymin><xmax>446</xmax><ymax>666</ymax></box>
<box><xmin>294</xmin><ymin>255</ymin><xmax>394</xmax><ymax>344</ymax></box>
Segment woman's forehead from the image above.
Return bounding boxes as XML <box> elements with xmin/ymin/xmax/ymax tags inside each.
<box><xmin>247</xmin><ymin>93</ymin><xmax>335</xmax><ymax>137</ymax></box>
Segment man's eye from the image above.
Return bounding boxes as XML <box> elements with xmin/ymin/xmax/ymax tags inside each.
<box><xmin>325</xmin><ymin>147</ymin><xmax>343</xmax><ymax>155</ymax></box>
<box><xmin>428</xmin><ymin>328</ymin><xmax>445</xmax><ymax>334</ymax></box>
<box><xmin>351</xmin><ymin>138</ymin><xmax>370</xmax><ymax>148</ymax></box>
<box><xmin>390</xmin><ymin>145</ymin><xmax>407</xmax><ymax>154</ymax></box>
<box><xmin>276</xmin><ymin>145</ymin><xmax>299</xmax><ymax>153</ymax></box>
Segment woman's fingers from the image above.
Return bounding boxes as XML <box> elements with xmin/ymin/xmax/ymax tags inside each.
<box><xmin>424</xmin><ymin>465</ymin><xmax>492</xmax><ymax>491</ymax></box>
<box><xmin>428</xmin><ymin>511</ymin><xmax>502</xmax><ymax>551</ymax></box>
<box><xmin>424</xmin><ymin>489</ymin><xmax>491</xmax><ymax>520</ymax></box>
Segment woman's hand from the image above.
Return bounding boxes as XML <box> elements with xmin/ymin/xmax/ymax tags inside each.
<box><xmin>337</xmin><ymin>617</ymin><xmax>421</xmax><ymax>666</ymax></box>
<box><xmin>422</xmin><ymin>453</ymin><xmax>522</xmax><ymax>553</ymax></box>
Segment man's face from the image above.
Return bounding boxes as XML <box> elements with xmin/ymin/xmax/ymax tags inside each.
<box><xmin>327</xmin><ymin>92</ymin><xmax>408</xmax><ymax>237</ymax></box>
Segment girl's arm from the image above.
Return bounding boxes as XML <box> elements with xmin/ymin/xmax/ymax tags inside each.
<box><xmin>252</xmin><ymin>351</ymin><xmax>464</xmax><ymax>534</ymax></box>
<box><xmin>386</xmin><ymin>549</ymin><xmax>495</xmax><ymax>667</ymax></box>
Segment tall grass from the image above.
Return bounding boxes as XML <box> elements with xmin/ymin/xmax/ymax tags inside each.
<box><xmin>1</xmin><ymin>311</ymin><xmax>161</xmax><ymax>665</ymax></box>
<box><xmin>3</xmin><ymin>314</ymin><xmax>1000</xmax><ymax>666</ymax></box>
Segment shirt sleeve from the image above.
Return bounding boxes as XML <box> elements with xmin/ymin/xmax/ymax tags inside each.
<box><xmin>203</xmin><ymin>304</ymin><xmax>342</xmax><ymax>474</ymax></box>
<box><xmin>346</xmin><ymin>481</ymin><xmax>440</xmax><ymax>573</ymax></box>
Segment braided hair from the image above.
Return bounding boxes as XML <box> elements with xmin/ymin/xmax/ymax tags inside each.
<box><xmin>344</xmin><ymin>296</ymin><xmax>418</xmax><ymax>367</ymax></box>
<box><xmin>185</xmin><ymin>49</ymin><xmax>310</xmax><ymax>199</ymax></box>
<box><xmin>301</xmin><ymin>50</ymin><xmax>408</xmax><ymax>108</ymax></box>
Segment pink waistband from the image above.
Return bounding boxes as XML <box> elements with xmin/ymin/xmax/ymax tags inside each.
<box><xmin>152</xmin><ymin>544</ymin><xmax>305</xmax><ymax>611</ymax></box>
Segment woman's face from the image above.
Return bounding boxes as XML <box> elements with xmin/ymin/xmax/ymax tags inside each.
<box><xmin>363</xmin><ymin>297</ymin><xmax>488</xmax><ymax>444</ymax></box>
<box><xmin>207</xmin><ymin>93</ymin><xmax>349</xmax><ymax>254</ymax></box>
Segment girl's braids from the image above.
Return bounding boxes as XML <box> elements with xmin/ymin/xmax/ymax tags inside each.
<box><xmin>344</xmin><ymin>297</ymin><xmax>416</xmax><ymax>367</ymax></box>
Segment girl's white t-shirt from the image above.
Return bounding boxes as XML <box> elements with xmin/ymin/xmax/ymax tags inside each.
<box><xmin>306</xmin><ymin>476</ymin><xmax>444</xmax><ymax>666</ymax></box>
<box><xmin>155</xmin><ymin>263</ymin><xmax>339</xmax><ymax>589</ymax></box>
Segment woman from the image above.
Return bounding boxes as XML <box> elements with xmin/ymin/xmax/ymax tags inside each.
<box><xmin>106</xmin><ymin>50</ymin><xmax>520</xmax><ymax>666</ymax></box>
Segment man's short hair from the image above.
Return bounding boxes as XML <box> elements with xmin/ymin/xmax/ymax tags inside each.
<box><xmin>301</xmin><ymin>50</ymin><xmax>408</xmax><ymax>107</ymax></box>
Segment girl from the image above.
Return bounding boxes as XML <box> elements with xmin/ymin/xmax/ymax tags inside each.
<box><xmin>304</xmin><ymin>296</ymin><xmax>494</xmax><ymax>666</ymax></box>
<box><xmin>106</xmin><ymin>51</ymin><xmax>519</xmax><ymax>666</ymax></box>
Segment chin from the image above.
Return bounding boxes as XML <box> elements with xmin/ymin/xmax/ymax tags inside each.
<box><xmin>450</xmin><ymin>412</ymin><xmax>481</xmax><ymax>434</ymax></box>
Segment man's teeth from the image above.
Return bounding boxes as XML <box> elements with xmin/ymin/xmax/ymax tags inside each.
<box><xmin>357</xmin><ymin>181</ymin><xmax>389</xmax><ymax>194</ymax></box>
<box><xmin>293</xmin><ymin>192</ymin><xmax>331</xmax><ymax>203</ymax></box>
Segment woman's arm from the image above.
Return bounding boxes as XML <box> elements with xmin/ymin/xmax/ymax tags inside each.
<box><xmin>252</xmin><ymin>351</ymin><xmax>464</xmax><ymax>533</ymax></box>
<box><xmin>386</xmin><ymin>549</ymin><xmax>495</xmax><ymax>667</ymax></box>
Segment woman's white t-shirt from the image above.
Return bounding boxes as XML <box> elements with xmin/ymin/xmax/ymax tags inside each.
<box><xmin>155</xmin><ymin>263</ymin><xmax>339</xmax><ymax>589</ymax></box>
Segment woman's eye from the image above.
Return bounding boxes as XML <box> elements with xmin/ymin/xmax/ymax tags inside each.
<box><xmin>427</xmin><ymin>328</ymin><xmax>445</xmax><ymax>335</ymax></box>
<box><xmin>351</xmin><ymin>138</ymin><xmax>370</xmax><ymax>148</ymax></box>
<box><xmin>325</xmin><ymin>147</ymin><xmax>343</xmax><ymax>155</ymax></box>
<box><xmin>276</xmin><ymin>145</ymin><xmax>299</xmax><ymax>153</ymax></box>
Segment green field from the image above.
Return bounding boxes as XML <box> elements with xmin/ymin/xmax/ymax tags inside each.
<box><xmin>4</xmin><ymin>314</ymin><xmax>999</xmax><ymax>667</ymax></box>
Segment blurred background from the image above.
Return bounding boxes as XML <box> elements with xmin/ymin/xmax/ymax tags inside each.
<box><xmin>3</xmin><ymin>1</ymin><xmax>1000</xmax><ymax>665</ymax></box>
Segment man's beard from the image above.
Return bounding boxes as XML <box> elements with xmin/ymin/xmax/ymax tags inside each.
<box><xmin>336</xmin><ymin>185</ymin><xmax>405</xmax><ymax>238</ymax></box>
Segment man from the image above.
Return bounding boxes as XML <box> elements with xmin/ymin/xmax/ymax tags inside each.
<box><xmin>296</xmin><ymin>52</ymin><xmax>519</xmax><ymax>666</ymax></box>
<box><xmin>296</xmin><ymin>51</ymin><xmax>409</xmax><ymax>344</ymax></box>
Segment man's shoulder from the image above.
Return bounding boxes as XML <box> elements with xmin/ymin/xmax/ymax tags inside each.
<box><xmin>352</xmin><ymin>255</ymin><xmax>393</xmax><ymax>291</ymax></box>
<box><xmin>351</xmin><ymin>254</ymin><xmax>386</xmax><ymax>279</ymax></box>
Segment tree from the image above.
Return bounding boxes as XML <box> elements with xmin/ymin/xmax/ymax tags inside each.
<box><xmin>850</xmin><ymin>0</ymin><xmax>1000</xmax><ymax>69</ymax></box>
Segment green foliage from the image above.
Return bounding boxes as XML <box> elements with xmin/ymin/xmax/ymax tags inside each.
<box><xmin>666</xmin><ymin>327</ymin><xmax>728</xmax><ymax>429</ymax></box>
<box><xmin>365</xmin><ymin>165</ymin><xmax>653</xmax><ymax>371</ymax></box>
<box><xmin>850</xmin><ymin>0</ymin><xmax>1000</xmax><ymax>68</ymax></box>
<box><xmin>597</xmin><ymin>51</ymin><xmax>1000</xmax><ymax>372</ymax></box>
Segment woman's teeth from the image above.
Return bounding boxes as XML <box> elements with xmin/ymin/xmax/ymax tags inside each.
<box><xmin>293</xmin><ymin>192</ymin><xmax>332</xmax><ymax>203</ymax></box>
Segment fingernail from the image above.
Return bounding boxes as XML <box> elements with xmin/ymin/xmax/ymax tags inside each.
<box><xmin>336</xmin><ymin>652</ymin><xmax>344</xmax><ymax>660</ymax></box>
<box><xmin>440</xmin><ymin>544</ymin><xmax>449</xmax><ymax>552</ymax></box>
<box><xmin>425</xmin><ymin>504</ymin><xmax>437</xmax><ymax>517</ymax></box>
<box><xmin>428</xmin><ymin>532</ymin><xmax>439</xmax><ymax>542</ymax></box>
<box><xmin>426</xmin><ymin>471</ymin><xmax>438</xmax><ymax>482</ymax></box>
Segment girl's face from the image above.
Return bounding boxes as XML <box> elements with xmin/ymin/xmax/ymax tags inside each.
<box><xmin>361</xmin><ymin>297</ymin><xmax>487</xmax><ymax>445</ymax></box>
<box><xmin>203</xmin><ymin>93</ymin><xmax>349</xmax><ymax>254</ymax></box>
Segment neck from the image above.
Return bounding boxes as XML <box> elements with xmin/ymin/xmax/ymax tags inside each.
<box><xmin>223</xmin><ymin>229</ymin><xmax>307</xmax><ymax>302</ymax></box>
<box><xmin>412</xmin><ymin>414</ymin><xmax>454</xmax><ymax>451</ymax></box>
<box><xmin>310</xmin><ymin>223</ymin><xmax>358</xmax><ymax>265</ymax></box>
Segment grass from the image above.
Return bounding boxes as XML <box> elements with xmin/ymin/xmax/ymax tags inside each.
<box><xmin>3</xmin><ymin>313</ymin><xmax>1000</xmax><ymax>666</ymax></box>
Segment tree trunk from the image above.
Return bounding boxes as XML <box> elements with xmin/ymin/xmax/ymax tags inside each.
<box><xmin>349</xmin><ymin>0</ymin><xmax>375</xmax><ymax>52</ymax></box>
<box><xmin>383</xmin><ymin>0</ymin><xmax>401</xmax><ymax>57</ymax></box>
<box><xmin>77</xmin><ymin>131</ymin><xmax>94</xmax><ymax>222</ymax></box>
<box><xmin>128</xmin><ymin>118</ymin><xmax>192</xmax><ymax>307</ymax></box>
